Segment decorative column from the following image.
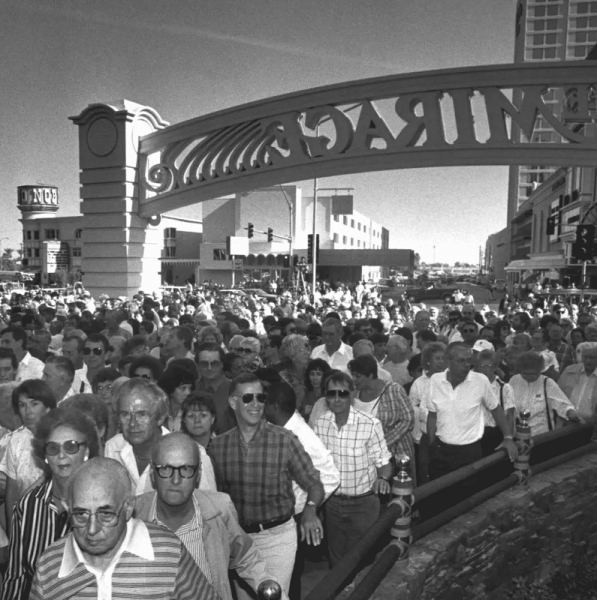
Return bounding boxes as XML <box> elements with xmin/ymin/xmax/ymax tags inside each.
<box><xmin>389</xmin><ymin>456</ymin><xmax>414</xmax><ymax>562</ymax></box>
<box><xmin>514</xmin><ymin>410</ymin><xmax>533</xmax><ymax>485</ymax></box>
<box><xmin>70</xmin><ymin>101</ymin><xmax>169</xmax><ymax>298</ymax></box>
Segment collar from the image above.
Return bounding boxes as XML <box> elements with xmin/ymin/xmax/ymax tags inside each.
<box><xmin>149</xmin><ymin>492</ymin><xmax>203</xmax><ymax>530</ymax></box>
<box><xmin>20</xmin><ymin>351</ymin><xmax>31</xmax><ymax>366</ymax></box>
<box><xmin>324</xmin><ymin>342</ymin><xmax>347</xmax><ymax>356</ymax></box>
<box><xmin>59</xmin><ymin>518</ymin><xmax>154</xmax><ymax>578</ymax></box>
<box><xmin>199</xmin><ymin>375</ymin><xmax>228</xmax><ymax>392</ymax></box>
<box><xmin>285</xmin><ymin>411</ymin><xmax>302</xmax><ymax>431</ymax></box>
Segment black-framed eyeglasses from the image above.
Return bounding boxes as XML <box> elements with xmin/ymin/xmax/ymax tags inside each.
<box><xmin>45</xmin><ymin>440</ymin><xmax>87</xmax><ymax>456</ymax></box>
<box><xmin>70</xmin><ymin>505</ymin><xmax>125</xmax><ymax>528</ymax></box>
<box><xmin>238</xmin><ymin>348</ymin><xmax>254</xmax><ymax>355</ymax></box>
<box><xmin>83</xmin><ymin>347</ymin><xmax>103</xmax><ymax>356</ymax></box>
<box><xmin>237</xmin><ymin>393</ymin><xmax>267</xmax><ymax>404</ymax></box>
<box><xmin>326</xmin><ymin>389</ymin><xmax>351</xmax><ymax>398</ymax></box>
<box><xmin>154</xmin><ymin>464</ymin><xmax>199</xmax><ymax>479</ymax></box>
<box><xmin>198</xmin><ymin>360</ymin><xmax>221</xmax><ymax>369</ymax></box>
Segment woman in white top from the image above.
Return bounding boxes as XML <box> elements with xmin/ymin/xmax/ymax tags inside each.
<box><xmin>508</xmin><ymin>351</ymin><xmax>581</xmax><ymax>436</ymax></box>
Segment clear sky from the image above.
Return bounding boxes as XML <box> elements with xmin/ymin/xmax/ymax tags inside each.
<box><xmin>0</xmin><ymin>0</ymin><xmax>517</xmax><ymax>264</ymax></box>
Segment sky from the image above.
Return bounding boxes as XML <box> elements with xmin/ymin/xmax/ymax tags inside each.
<box><xmin>0</xmin><ymin>0</ymin><xmax>517</xmax><ymax>265</ymax></box>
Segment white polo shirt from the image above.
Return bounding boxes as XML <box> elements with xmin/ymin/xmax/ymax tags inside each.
<box><xmin>310</xmin><ymin>341</ymin><xmax>353</xmax><ymax>371</ymax></box>
<box><xmin>428</xmin><ymin>371</ymin><xmax>498</xmax><ymax>446</ymax></box>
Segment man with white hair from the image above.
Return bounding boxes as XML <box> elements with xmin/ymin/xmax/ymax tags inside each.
<box><xmin>558</xmin><ymin>342</ymin><xmax>597</xmax><ymax>420</ymax></box>
<box><xmin>310</xmin><ymin>318</ymin><xmax>353</xmax><ymax>371</ymax></box>
<box><xmin>382</xmin><ymin>335</ymin><xmax>412</xmax><ymax>386</ymax></box>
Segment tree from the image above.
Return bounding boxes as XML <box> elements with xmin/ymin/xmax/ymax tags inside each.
<box><xmin>0</xmin><ymin>248</ymin><xmax>18</xmax><ymax>271</ymax></box>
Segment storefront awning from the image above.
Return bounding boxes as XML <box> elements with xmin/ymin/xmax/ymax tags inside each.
<box><xmin>505</xmin><ymin>256</ymin><xmax>566</xmax><ymax>271</ymax></box>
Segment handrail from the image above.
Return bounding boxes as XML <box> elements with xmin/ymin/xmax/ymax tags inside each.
<box><xmin>304</xmin><ymin>418</ymin><xmax>597</xmax><ymax>600</ymax></box>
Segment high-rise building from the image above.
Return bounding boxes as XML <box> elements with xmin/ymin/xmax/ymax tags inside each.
<box><xmin>507</xmin><ymin>0</ymin><xmax>597</xmax><ymax>225</ymax></box>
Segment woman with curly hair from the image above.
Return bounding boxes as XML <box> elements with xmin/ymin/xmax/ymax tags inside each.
<box><xmin>2</xmin><ymin>408</ymin><xmax>100</xmax><ymax>600</ymax></box>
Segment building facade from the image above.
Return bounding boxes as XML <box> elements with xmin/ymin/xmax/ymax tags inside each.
<box><xmin>508</xmin><ymin>0</ymin><xmax>597</xmax><ymax>226</ymax></box>
<box><xmin>17</xmin><ymin>185</ymin><xmax>202</xmax><ymax>288</ymax></box>
<box><xmin>199</xmin><ymin>186</ymin><xmax>396</xmax><ymax>286</ymax></box>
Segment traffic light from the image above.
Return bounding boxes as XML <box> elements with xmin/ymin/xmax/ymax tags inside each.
<box><xmin>307</xmin><ymin>234</ymin><xmax>313</xmax><ymax>263</ymax></box>
<box><xmin>293</xmin><ymin>254</ymin><xmax>299</xmax><ymax>267</ymax></box>
<box><xmin>248</xmin><ymin>223</ymin><xmax>254</xmax><ymax>238</ymax></box>
<box><xmin>546</xmin><ymin>216</ymin><xmax>556</xmax><ymax>235</ymax></box>
<box><xmin>573</xmin><ymin>224</ymin><xmax>595</xmax><ymax>261</ymax></box>
<box><xmin>267</xmin><ymin>227</ymin><xmax>273</xmax><ymax>242</ymax></box>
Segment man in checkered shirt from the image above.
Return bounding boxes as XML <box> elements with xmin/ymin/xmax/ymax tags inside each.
<box><xmin>313</xmin><ymin>370</ymin><xmax>392</xmax><ymax>568</ymax></box>
<box><xmin>208</xmin><ymin>372</ymin><xmax>325</xmax><ymax>595</ymax></box>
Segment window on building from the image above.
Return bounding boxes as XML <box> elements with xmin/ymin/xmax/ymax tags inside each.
<box><xmin>33</xmin><ymin>231</ymin><xmax>39</xmax><ymax>240</ymax></box>
<box><xmin>45</xmin><ymin>229</ymin><xmax>59</xmax><ymax>240</ymax></box>
<box><xmin>34</xmin><ymin>249</ymin><xmax>40</xmax><ymax>258</ymax></box>
<box><xmin>357</xmin><ymin>222</ymin><xmax>361</xmax><ymax>231</ymax></box>
<box><xmin>350</xmin><ymin>219</ymin><xmax>355</xmax><ymax>228</ymax></box>
<box><xmin>363</xmin><ymin>225</ymin><xmax>367</xmax><ymax>233</ymax></box>
<box><xmin>333</xmin><ymin>233</ymin><xmax>339</xmax><ymax>243</ymax></box>
<box><xmin>165</xmin><ymin>247</ymin><xmax>177</xmax><ymax>258</ymax></box>
<box><xmin>25</xmin><ymin>231</ymin><xmax>31</xmax><ymax>240</ymax></box>
<box><xmin>26</xmin><ymin>249</ymin><xmax>32</xmax><ymax>258</ymax></box>
<box><xmin>164</xmin><ymin>228</ymin><xmax>177</xmax><ymax>239</ymax></box>
<box><xmin>333</xmin><ymin>215</ymin><xmax>339</xmax><ymax>222</ymax></box>
<box><xmin>213</xmin><ymin>248</ymin><xmax>227</xmax><ymax>260</ymax></box>
<box><xmin>74</xmin><ymin>229</ymin><xmax>83</xmax><ymax>239</ymax></box>
<box><xmin>72</xmin><ymin>247</ymin><xmax>82</xmax><ymax>257</ymax></box>
<box><xmin>342</xmin><ymin>235</ymin><xmax>347</xmax><ymax>244</ymax></box>
<box><xmin>350</xmin><ymin>238</ymin><xmax>354</xmax><ymax>246</ymax></box>
<box><xmin>357</xmin><ymin>240</ymin><xmax>361</xmax><ymax>247</ymax></box>
<box><xmin>343</xmin><ymin>216</ymin><xmax>348</xmax><ymax>225</ymax></box>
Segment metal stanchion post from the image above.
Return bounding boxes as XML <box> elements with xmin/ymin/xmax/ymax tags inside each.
<box><xmin>514</xmin><ymin>410</ymin><xmax>533</xmax><ymax>485</ymax></box>
<box><xmin>257</xmin><ymin>581</ymin><xmax>282</xmax><ymax>600</ymax></box>
<box><xmin>389</xmin><ymin>456</ymin><xmax>413</xmax><ymax>562</ymax></box>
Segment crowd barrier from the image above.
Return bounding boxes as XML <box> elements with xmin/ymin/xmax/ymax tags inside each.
<box><xmin>304</xmin><ymin>415</ymin><xmax>597</xmax><ymax>600</ymax></box>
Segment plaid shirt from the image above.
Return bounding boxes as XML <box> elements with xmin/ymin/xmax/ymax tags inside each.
<box><xmin>314</xmin><ymin>408</ymin><xmax>392</xmax><ymax>496</ymax></box>
<box><xmin>208</xmin><ymin>420</ymin><xmax>320</xmax><ymax>526</ymax></box>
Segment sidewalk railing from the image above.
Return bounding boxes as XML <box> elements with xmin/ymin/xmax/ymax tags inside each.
<box><xmin>304</xmin><ymin>416</ymin><xmax>597</xmax><ymax>600</ymax></box>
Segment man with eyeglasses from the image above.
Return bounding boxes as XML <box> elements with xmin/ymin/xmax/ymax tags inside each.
<box><xmin>196</xmin><ymin>342</ymin><xmax>237</xmax><ymax>434</ymax></box>
<box><xmin>104</xmin><ymin>378</ymin><xmax>170</xmax><ymax>496</ymax></box>
<box><xmin>209</xmin><ymin>372</ymin><xmax>324</xmax><ymax>596</ymax></box>
<box><xmin>136</xmin><ymin>433</ymin><xmax>277</xmax><ymax>600</ymax></box>
<box><xmin>82</xmin><ymin>334</ymin><xmax>111</xmax><ymax>387</ymax></box>
<box><xmin>313</xmin><ymin>371</ymin><xmax>392</xmax><ymax>568</ymax></box>
<box><xmin>427</xmin><ymin>343</ymin><xmax>517</xmax><ymax>480</ymax></box>
<box><xmin>30</xmin><ymin>457</ymin><xmax>217</xmax><ymax>600</ymax></box>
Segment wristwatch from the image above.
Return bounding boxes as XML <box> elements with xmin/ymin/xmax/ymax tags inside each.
<box><xmin>503</xmin><ymin>435</ymin><xmax>514</xmax><ymax>440</ymax></box>
<box><xmin>306</xmin><ymin>500</ymin><xmax>317</xmax><ymax>509</ymax></box>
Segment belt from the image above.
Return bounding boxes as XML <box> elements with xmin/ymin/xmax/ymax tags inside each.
<box><xmin>242</xmin><ymin>516</ymin><xmax>292</xmax><ymax>534</ymax></box>
<box><xmin>333</xmin><ymin>491</ymin><xmax>374</xmax><ymax>500</ymax></box>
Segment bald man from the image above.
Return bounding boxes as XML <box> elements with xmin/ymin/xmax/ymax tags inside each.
<box><xmin>31</xmin><ymin>457</ymin><xmax>217</xmax><ymax>600</ymax></box>
<box><xmin>136</xmin><ymin>433</ymin><xmax>277</xmax><ymax>600</ymax></box>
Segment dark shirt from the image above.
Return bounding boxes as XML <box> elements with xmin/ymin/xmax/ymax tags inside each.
<box><xmin>208</xmin><ymin>419</ymin><xmax>321</xmax><ymax>526</ymax></box>
<box><xmin>2</xmin><ymin>481</ymin><xmax>71</xmax><ymax>600</ymax></box>
<box><xmin>547</xmin><ymin>340</ymin><xmax>576</xmax><ymax>373</ymax></box>
<box><xmin>197</xmin><ymin>376</ymin><xmax>236</xmax><ymax>434</ymax></box>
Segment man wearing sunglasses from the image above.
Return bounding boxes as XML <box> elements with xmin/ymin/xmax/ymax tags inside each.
<box><xmin>31</xmin><ymin>457</ymin><xmax>217</xmax><ymax>600</ymax></box>
<box><xmin>82</xmin><ymin>334</ymin><xmax>111</xmax><ymax>386</ymax></box>
<box><xmin>209</xmin><ymin>373</ymin><xmax>324</xmax><ymax>596</ymax></box>
<box><xmin>136</xmin><ymin>433</ymin><xmax>277</xmax><ymax>600</ymax></box>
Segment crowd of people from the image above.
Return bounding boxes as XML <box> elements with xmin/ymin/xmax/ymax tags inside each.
<box><xmin>0</xmin><ymin>279</ymin><xmax>593</xmax><ymax>599</ymax></box>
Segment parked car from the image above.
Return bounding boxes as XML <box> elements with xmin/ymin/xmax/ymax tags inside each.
<box><xmin>383</xmin><ymin>282</ymin><xmax>459</xmax><ymax>303</ymax></box>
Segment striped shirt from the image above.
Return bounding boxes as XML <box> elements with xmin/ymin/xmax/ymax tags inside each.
<box><xmin>1</xmin><ymin>481</ymin><xmax>71</xmax><ymax>600</ymax></box>
<box><xmin>147</xmin><ymin>493</ymin><xmax>212</xmax><ymax>584</ymax></box>
<box><xmin>314</xmin><ymin>408</ymin><xmax>392</xmax><ymax>496</ymax></box>
<box><xmin>208</xmin><ymin>419</ymin><xmax>321</xmax><ymax>526</ymax></box>
<box><xmin>30</xmin><ymin>519</ymin><xmax>218</xmax><ymax>600</ymax></box>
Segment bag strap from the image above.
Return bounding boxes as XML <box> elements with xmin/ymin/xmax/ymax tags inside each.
<box><xmin>544</xmin><ymin>376</ymin><xmax>553</xmax><ymax>431</ymax></box>
<box><xmin>496</xmin><ymin>379</ymin><xmax>504</xmax><ymax>409</ymax></box>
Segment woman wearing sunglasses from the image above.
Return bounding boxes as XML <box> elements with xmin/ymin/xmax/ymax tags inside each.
<box><xmin>2</xmin><ymin>407</ymin><xmax>100</xmax><ymax>600</ymax></box>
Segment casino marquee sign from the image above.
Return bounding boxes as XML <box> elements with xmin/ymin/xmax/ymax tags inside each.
<box><xmin>138</xmin><ymin>62</ymin><xmax>597</xmax><ymax>216</ymax></box>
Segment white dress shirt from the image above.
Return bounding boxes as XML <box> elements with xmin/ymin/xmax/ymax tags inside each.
<box><xmin>484</xmin><ymin>378</ymin><xmax>516</xmax><ymax>428</ymax></box>
<box><xmin>284</xmin><ymin>411</ymin><xmax>339</xmax><ymax>513</ymax></box>
<box><xmin>310</xmin><ymin>342</ymin><xmax>353</xmax><ymax>371</ymax></box>
<box><xmin>16</xmin><ymin>352</ymin><xmax>44</xmax><ymax>383</ymax></box>
<box><xmin>427</xmin><ymin>371</ymin><xmax>498</xmax><ymax>445</ymax></box>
